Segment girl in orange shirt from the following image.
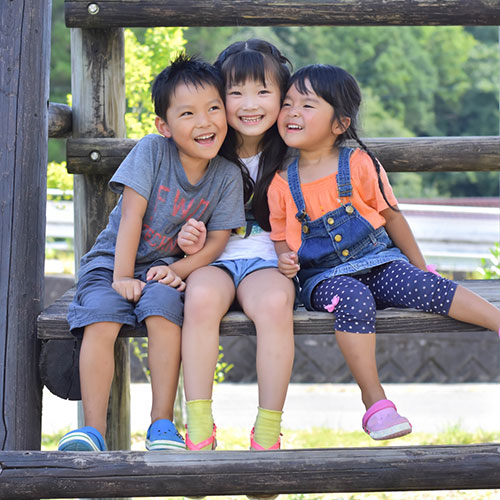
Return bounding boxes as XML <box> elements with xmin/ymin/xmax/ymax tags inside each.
<box><xmin>268</xmin><ymin>64</ymin><xmax>500</xmax><ymax>440</ymax></box>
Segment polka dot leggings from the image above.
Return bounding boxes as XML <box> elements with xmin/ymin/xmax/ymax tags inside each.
<box><xmin>310</xmin><ymin>260</ymin><xmax>458</xmax><ymax>333</ymax></box>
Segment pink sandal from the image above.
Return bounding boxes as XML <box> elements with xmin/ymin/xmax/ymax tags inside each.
<box><xmin>185</xmin><ymin>424</ymin><xmax>217</xmax><ymax>451</ymax></box>
<box><xmin>247</xmin><ymin>428</ymin><xmax>281</xmax><ymax>500</ymax></box>
<box><xmin>362</xmin><ymin>399</ymin><xmax>412</xmax><ymax>440</ymax></box>
<box><xmin>249</xmin><ymin>427</ymin><xmax>281</xmax><ymax>451</ymax></box>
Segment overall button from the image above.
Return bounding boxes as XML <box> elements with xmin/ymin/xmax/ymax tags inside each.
<box><xmin>334</xmin><ymin>234</ymin><xmax>342</xmax><ymax>242</ymax></box>
<box><xmin>342</xmin><ymin>249</ymin><xmax>349</xmax><ymax>257</ymax></box>
<box><xmin>302</xmin><ymin>225</ymin><xmax>309</xmax><ymax>234</ymax></box>
<box><xmin>345</xmin><ymin>205</ymin><xmax>354</xmax><ymax>215</ymax></box>
<box><xmin>327</xmin><ymin>217</ymin><xmax>334</xmax><ymax>225</ymax></box>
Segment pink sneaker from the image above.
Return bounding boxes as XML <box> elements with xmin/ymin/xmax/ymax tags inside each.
<box><xmin>362</xmin><ymin>399</ymin><xmax>412</xmax><ymax>440</ymax></box>
<box><xmin>185</xmin><ymin>423</ymin><xmax>217</xmax><ymax>451</ymax></box>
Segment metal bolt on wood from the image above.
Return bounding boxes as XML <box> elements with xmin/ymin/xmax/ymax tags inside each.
<box><xmin>90</xmin><ymin>150</ymin><xmax>101</xmax><ymax>161</ymax></box>
<box><xmin>88</xmin><ymin>3</ymin><xmax>99</xmax><ymax>15</ymax></box>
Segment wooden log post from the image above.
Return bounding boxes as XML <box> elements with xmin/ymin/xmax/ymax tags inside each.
<box><xmin>70</xmin><ymin>28</ymin><xmax>130</xmax><ymax>451</ymax></box>
<box><xmin>0</xmin><ymin>0</ymin><xmax>51</xmax><ymax>450</ymax></box>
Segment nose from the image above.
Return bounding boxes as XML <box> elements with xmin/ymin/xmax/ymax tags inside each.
<box><xmin>241</xmin><ymin>95</ymin><xmax>257</xmax><ymax>110</ymax></box>
<box><xmin>196</xmin><ymin>111</ymin><xmax>210</xmax><ymax>127</ymax></box>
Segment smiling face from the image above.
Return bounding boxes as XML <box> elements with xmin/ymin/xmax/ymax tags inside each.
<box><xmin>224</xmin><ymin>74</ymin><xmax>282</xmax><ymax>146</ymax></box>
<box><xmin>278</xmin><ymin>79</ymin><xmax>346</xmax><ymax>153</ymax></box>
<box><xmin>155</xmin><ymin>82</ymin><xmax>227</xmax><ymax>169</ymax></box>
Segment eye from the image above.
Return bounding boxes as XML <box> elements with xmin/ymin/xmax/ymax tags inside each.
<box><xmin>282</xmin><ymin>101</ymin><xmax>291</xmax><ymax>107</ymax></box>
<box><xmin>227</xmin><ymin>90</ymin><xmax>241</xmax><ymax>96</ymax></box>
<box><xmin>209</xmin><ymin>105</ymin><xmax>221</xmax><ymax>112</ymax></box>
<box><xmin>258</xmin><ymin>89</ymin><xmax>271</xmax><ymax>95</ymax></box>
<box><xmin>180</xmin><ymin>111</ymin><xmax>193</xmax><ymax>117</ymax></box>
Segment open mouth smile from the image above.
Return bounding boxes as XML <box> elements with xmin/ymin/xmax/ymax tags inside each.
<box><xmin>239</xmin><ymin>115</ymin><xmax>263</xmax><ymax>124</ymax></box>
<box><xmin>194</xmin><ymin>133</ymin><xmax>216</xmax><ymax>145</ymax></box>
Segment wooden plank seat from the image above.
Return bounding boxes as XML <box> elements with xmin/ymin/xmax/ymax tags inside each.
<box><xmin>37</xmin><ymin>280</ymin><xmax>499</xmax><ymax>340</ymax></box>
<box><xmin>2</xmin><ymin>444</ymin><xmax>500</xmax><ymax>499</ymax></box>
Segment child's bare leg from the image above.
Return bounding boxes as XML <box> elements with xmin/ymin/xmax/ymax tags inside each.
<box><xmin>237</xmin><ymin>268</ymin><xmax>295</xmax><ymax>411</ymax></box>
<box><xmin>79</xmin><ymin>321</ymin><xmax>122</xmax><ymax>437</ymax></box>
<box><xmin>237</xmin><ymin>267</ymin><xmax>295</xmax><ymax>449</ymax></box>
<box><xmin>182</xmin><ymin>266</ymin><xmax>236</xmax><ymax>400</ymax></box>
<box><xmin>182</xmin><ymin>266</ymin><xmax>235</xmax><ymax>449</ymax></box>
<box><xmin>146</xmin><ymin>316</ymin><xmax>181</xmax><ymax>423</ymax></box>
<box><xmin>448</xmin><ymin>284</ymin><xmax>500</xmax><ymax>333</ymax></box>
<box><xmin>334</xmin><ymin>331</ymin><xmax>386</xmax><ymax>410</ymax></box>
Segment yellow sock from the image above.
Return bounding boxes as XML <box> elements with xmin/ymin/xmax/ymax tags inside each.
<box><xmin>253</xmin><ymin>407</ymin><xmax>283</xmax><ymax>449</ymax></box>
<box><xmin>185</xmin><ymin>399</ymin><xmax>214</xmax><ymax>450</ymax></box>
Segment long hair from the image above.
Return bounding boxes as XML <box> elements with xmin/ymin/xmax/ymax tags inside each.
<box><xmin>214</xmin><ymin>39</ymin><xmax>292</xmax><ymax>230</ymax></box>
<box><xmin>289</xmin><ymin>64</ymin><xmax>397</xmax><ymax>211</ymax></box>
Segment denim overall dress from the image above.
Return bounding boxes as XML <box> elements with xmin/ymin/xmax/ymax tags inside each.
<box><xmin>287</xmin><ymin>147</ymin><xmax>408</xmax><ymax>310</ymax></box>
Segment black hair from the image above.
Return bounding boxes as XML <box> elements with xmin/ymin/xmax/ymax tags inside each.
<box><xmin>289</xmin><ymin>64</ymin><xmax>397</xmax><ymax>211</ymax></box>
<box><xmin>152</xmin><ymin>53</ymin><xmax>224</xmax><ymax>121</ymax></box>
<box><xmin>214</xmin><ymin>39</ymin><xmax>292</xmax><ymax>231</ymax></box>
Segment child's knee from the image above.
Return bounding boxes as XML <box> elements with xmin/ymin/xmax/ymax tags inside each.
<box><xmin>335</xmin><ymin>290</ymin><xmax>376</xmax><ymax>333</ymax></box>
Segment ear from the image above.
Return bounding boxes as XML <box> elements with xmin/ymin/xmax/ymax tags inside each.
<box><xmin>155</xmin><ymin>116</ymin><xmax>172</xmax><ymax>138</ymax></box>
<box><xmin>332</xmin><ymin>116</ymin><xmax>351</xmax><ymax>135</ymax></box>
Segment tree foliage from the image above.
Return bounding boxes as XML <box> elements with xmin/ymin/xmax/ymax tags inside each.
<box><xmin>49</xmin><ymin>6</ymin><xmax>500</xmax><ymax>198</ymax></box>
<box><xmin>124</xmin><ymin>27</ymin><xmax>186</xmax><ymax>138</ymax></box>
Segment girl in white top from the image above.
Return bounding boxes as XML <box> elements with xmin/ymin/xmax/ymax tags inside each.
<box><xmin>179</xmin><ymin>39</ymin><xmax>295</xmax><ymax>458</ymax></box>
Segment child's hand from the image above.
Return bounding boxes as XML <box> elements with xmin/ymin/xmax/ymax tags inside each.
<box><xmin>112</xmin><ymin>277</ymin><xmax>145</xmax><ymax>302</ymax></box>
<box><xmin>177</xmin><ymin>218</ymin><xmax>207</xmax><ymax>255</ymax></box>
<box><xmin>278</xmin><ymin>251</ymin><xmax>300</xmax><ymax>279</ymax></box>
<box><xmin>147</xmin><ymin>265</ymin><xmax>186</xmax><ymax>291</ymax></box>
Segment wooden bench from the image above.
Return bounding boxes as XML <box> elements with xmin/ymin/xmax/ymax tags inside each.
<box><xmin>31</xmin><ymin>0</ymin><xmax>500</xmax><ymax>498</ymax></box>
<box><xmin>38</xmin><ymin>281</ymin><xmax>499</xmax><ymax>340</ymax></box>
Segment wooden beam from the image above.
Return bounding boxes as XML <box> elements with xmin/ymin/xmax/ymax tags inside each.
<box><xmin>0</xmin><ymin>0</ymin><xmax>51</xmax><ymax>450</ymax></box>
<box><xmin>49</xmin><ymin>103</ymin><xmax>72</xmax><ymax>138</ymax></box>
<box><xmin>69</xmin><ymin>27</ymin><xmax>130</xmax><ymax>453</ymax></box>
<box><xmin>37</xmin><ymin>280</ymin><xmax>498</xmax><ymax>340</ymax></box>
<box><xmin>66</xmin><ymin>136</ymin><xmax>500</xmax><ymax>175</ymax></box>
<box><xmin>1</xmin><ymin>444</ymin><xmax>500</xmax><ymax>499</ymax></box>
<box><xmin>65</xmin><ymin>0</ymin><xmax>500</xmax><ymax>28</ymax></box>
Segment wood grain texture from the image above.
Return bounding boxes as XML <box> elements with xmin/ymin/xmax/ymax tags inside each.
<box><xmin>48</xmin><ymin>103</ymin><xmax>72</xmax><ymax>138</ymax></box>
<box><xmin>66</xmin><ymin>136</ymin><xmax>500</xmax><ymax>175</ymax></box>
<box><xmin>37</xmin><ymin>280</ymin><xmax>499</xmax><ymax>340</ymax></box>
<box><xmin>0</xmin><ymin>0</ymin><xmax>51</xmax><ymax>450</ymax></box>
<box><xmin>1</xmin><ymin>444</ymin><xmax>500</xmax><ymax>498</ymax></box>
<box><xmin>65</xmin><ymin>0</ymin><xmax>500</xmax><ymax>28</ymax></box>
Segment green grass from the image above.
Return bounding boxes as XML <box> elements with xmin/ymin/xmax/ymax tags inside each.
<box><xmin>42</xmin><ymin>426</ymin><xmax>500</xmax><ymax>500</ymax></box>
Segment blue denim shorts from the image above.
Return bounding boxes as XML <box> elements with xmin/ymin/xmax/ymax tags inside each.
<box><xmin>211</xmin><ymin>257</ymin><xmax>278</xmax><ymax>288</ymax></box>
<box><xmin>67</xmin><ymin>267</ymin><xmax>184</xmax><ymax>336</ymax></box>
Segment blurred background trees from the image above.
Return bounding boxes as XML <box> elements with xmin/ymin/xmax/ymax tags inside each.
<box><xmin>49</xmin><ymin>0</ymin><xmax>500</xmax><ymax>198</ymax></box>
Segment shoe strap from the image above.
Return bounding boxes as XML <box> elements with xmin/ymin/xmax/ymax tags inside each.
<box><xmin>250</xmin><ymin>427</ymin><xmax>281</xmax><ymax>450</ymax></box>
<box><xmin>185</xmin><ymin>423</ymin><xmax>217</xmax><ymax>450</ymax></box>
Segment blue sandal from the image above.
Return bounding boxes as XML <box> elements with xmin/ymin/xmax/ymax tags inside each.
<box><xmin>146</xmin><ymin>419</ymin><xmax>186</xmax><ymax>451</ymax></box>
<box><xmin>58</xmin><ymin>426</ymin><xmax>107</xmax><ymax>451</ymax></box>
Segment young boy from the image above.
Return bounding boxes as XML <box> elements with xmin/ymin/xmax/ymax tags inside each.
<box><xmin>58</xmin><ymin>54</ymin><xmax>245</xmax><ymax>452</ymax></box>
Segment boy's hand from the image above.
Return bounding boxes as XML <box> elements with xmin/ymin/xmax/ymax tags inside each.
<box><xmin>278</xmin><ymin>251</ymin><xmax>300</xmax><ymax>279</ymax></box>
<box><xmin>177</xmin><ymin>218</ymin><xmax>207</xmax><ymax>255</ymax></box>
<box><xmin>112</xmin><ymin>277</ymin><xmax>145</xmax><ymax>302</ymax></box>
<box><xmin>147</xmin><ymin>265</ymin><xmax>186</xmax><ymax>291</ymax></box>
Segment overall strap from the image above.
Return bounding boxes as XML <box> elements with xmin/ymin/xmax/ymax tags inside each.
<box><xmin>287</xmin><ymin>158</ymin><xmax>309</xmax><ymax>222</ymax></box>
<box><xmin>336</xmin><ymin>147</ymin><xmax>354</xmax><ymax>199</ymax></box>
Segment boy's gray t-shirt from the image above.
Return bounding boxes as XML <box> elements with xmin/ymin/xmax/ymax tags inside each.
<box><xmin>78</xmin><ymin>134</ymin><xmax>245</xmax><ymax>278</ymax></box>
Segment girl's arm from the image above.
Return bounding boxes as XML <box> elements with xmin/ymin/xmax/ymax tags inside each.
<box><xmin>113</xmin><ymin>186</ymin><xmax>148</xmax><ymax>302</ymax></box>
<box><xmin>382</xmin><ymin>206</ymin><xmax>427</xmax><ymax>271</ymax></box>
<box><xmin>168</xmin><ymin>229</ymin><xmax>231</xmax><ymax>279</ymax></box>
